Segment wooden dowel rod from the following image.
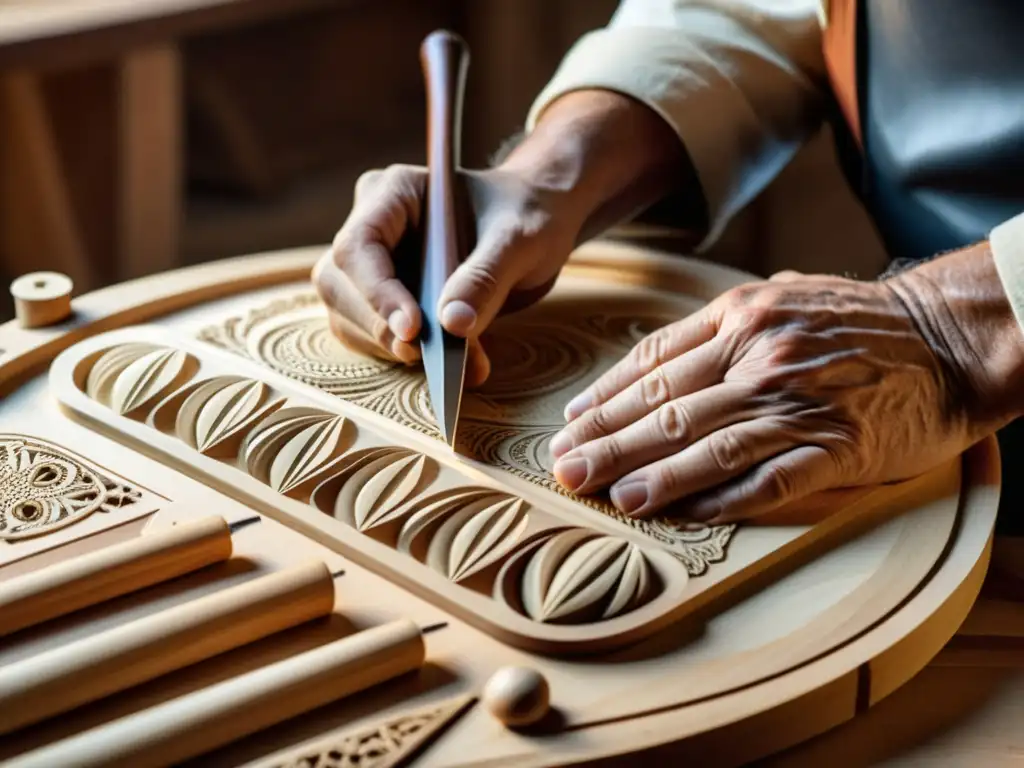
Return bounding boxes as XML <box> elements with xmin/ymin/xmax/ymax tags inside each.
<box><xmin>9</xmin><ymin>619</ymin><xmax>426</xmax><ymax>768</ymax></box>
<box><xmin>0</xmin><ymin>515</ymin><xmax>233</xmax><ymax>637</ymax></box>
<box><xmin>0</xmin><ymin>560</ymin><xmax>335</xmax><ymax>735</ymax></box>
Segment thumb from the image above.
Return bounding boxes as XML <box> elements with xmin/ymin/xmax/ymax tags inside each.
<box><xmin>438</xmin><ymin>226</ymin><xmax>530</xmax><ymax>337</ymax></box>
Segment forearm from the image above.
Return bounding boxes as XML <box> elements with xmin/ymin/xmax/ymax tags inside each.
<box><xmin>497</xmin><ymin>90</ymin><xmax>706</xmax><ymax>245</ymax></box>
<box><xmin>887</xmin><ymin>242</ymin><xmax>1024</xmax><ymax>429</ymax></box>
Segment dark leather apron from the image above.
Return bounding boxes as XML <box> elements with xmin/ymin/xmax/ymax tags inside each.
<box><xmin>823</xmin><ymin>0</ymin><xmax>1024</xmax><ymax>533</ymax></box>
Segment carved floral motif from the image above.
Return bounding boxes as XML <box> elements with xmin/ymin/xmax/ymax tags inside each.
<box><xmin>0</xmin><ymin>436</ymin><xmax>140</xmax><ymax>541</ymax></box>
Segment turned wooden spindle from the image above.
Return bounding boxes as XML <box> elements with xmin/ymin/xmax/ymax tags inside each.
<box><xmin>0</xmin><ymin>560</ymin><xmax>336</xmax><ymax>735</ymax></box>
<box><xmin>10</xmin><ymin>271</ymin><xmax>73</xmax><ymax>328</ymax></box>
<box><xmin>0</xmin><ymin>515</ymin><xmax>234</xmax><ymax>638</ymax></box>
<box><xmin>8</xmin><ymin>619</ymin><xmax>427</xmax><ymax>768</ymax></box>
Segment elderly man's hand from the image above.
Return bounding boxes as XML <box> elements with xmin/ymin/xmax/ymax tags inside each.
<box><xmin>549</xmin><ymin>245</ymin><xmax>1024</xmax><ymax>523</ymax></box>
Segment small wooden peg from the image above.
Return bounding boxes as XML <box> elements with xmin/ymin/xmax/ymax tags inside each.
<box><xmin>482</xmin><ymin>666</ymin><xmax>550</xmax><ymax>727</ymax></box>
<box><xmin>10</xmin><ymin>271</ymin><xmax>73</xmax><ymax>328</ymax></box>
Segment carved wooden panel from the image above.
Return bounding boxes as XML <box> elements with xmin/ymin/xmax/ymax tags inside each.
<box><xmin>53</xmin><ymin>329</ymin><xmax>701</xmax><ymax>653</ymax></box>
<box><xmin>264</xmin><ymin>694</ymin><xmax>475</xmax><ymax>768</ymax></box>
<box><xmin>198</xmin><ymin>295</ymin><xmax>736</xmax><ymax>575</ymax></box>
<box><xmin>0</xmin><ymin>434</ymin><xmax>162</xmax><ymax>566</ymax></box>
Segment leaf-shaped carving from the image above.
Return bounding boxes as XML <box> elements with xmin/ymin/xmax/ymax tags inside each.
<box><xmin>519</xmin><ymin>529</ymin><xmax>655</xmax><ymax>624</ymax></box>
<box><xmin>240</xmin><ymin>407</ymin><xmax>353</xmax><ymax>496</ymax></box>
<box><xmin>108</xmin><ymin>347</ymin><xmax>199</xmax><ymax>417</ymax></box>
<box><xmin>173</xmin><ymin>377</ymin><xmax>284</xmax><ymax>458</ymax></box>
<box><xmin>324</xmin><ymin>449</ymin><xmax>438</xmax><ymax>534</ymax></box>
<box><xmin>353</xmin><ymin>452</ymin><xmax>429</xmax><ymax>530</ymax></box>
<box><xmin>397</xmin><ymin>490</ymin><xmax>528</xmax><ymax>583</ymax></box>
<box><xmin>84</xmin><ymin>343</ymin><xmax>160</xmax><ymax>404</ymax></box>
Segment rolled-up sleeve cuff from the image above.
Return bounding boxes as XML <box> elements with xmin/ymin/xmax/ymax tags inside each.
<box><xmin>526</xmin><ymin>23</ymin><xmax>820</xmax><ymax>249</ymax></box>
<box><xmin>990</xmin><ymin>212</ymin><xmax>1024</xmax><ymax>334</ymax></box>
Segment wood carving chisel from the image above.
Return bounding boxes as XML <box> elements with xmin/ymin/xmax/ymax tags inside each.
<box><xmin>417</xmin><ymin>30</ymin><xmax>472</xmax><ymax>448</ymax></box>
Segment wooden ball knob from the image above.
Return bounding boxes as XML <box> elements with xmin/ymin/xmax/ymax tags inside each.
<box><xmin>482</xmin><ymin>666</ymin><xmax>549</xmax><ymax>727</ymax></box>
<box><xmin>10</xmin><ymin>271</ymin><xmax>73</xmax><ymax>328</ymax></box>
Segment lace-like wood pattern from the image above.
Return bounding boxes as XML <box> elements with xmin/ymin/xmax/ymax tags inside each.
<box><xmin>268</xmin><ymin>695</ymin><xmax>474</xmax><ymax>768</ymax></box>
<box><xmin>0</xmin><ymin>436</ymin><xmax>141</xmax><ymax>541</ymax></box>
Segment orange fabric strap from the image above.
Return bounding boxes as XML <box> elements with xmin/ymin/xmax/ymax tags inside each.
<box><xmin>822</xmin><ymin>0</ymin><xmax>861</xmax><ymax>146</ymax></box>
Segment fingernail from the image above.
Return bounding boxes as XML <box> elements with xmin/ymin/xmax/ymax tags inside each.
<box><xmin>440</xmin><ymin>301</ymin><xmax>477</xmax><ymax>334</ymax></box>
<box><xmin>388</xmin><ymin>310</ymin><xmax>413</xmax><ymax>341</ymax></box>
<box><xmin>553</xmin><ymin>457</ymin><xmax>589</xmax><ymax>491</ymax></box>
<box><xmin>611</xmin><ymin>480</ymin><xmax>649</xmax><ymax>515</ymax></box>
<box><xmin>564</xmin><ymin>392</ymin><xmax>592</xmax><ymax>422</ymax></box>
<box><xmin>549</xmin><ymin>431</ymin><xmax>573</xmax><ymax>459</ymax></box>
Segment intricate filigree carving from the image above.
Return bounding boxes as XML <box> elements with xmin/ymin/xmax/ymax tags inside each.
<box><xmin>271</xmin><ymin>695</ymin><xmax>473</xmax><ymax>768</ymax></box>
<box><xmin>497</xmin><ymin>528</ymin><xmax>661</xmax><ymax>624</ymax></box>
<box><xmin>197</xmin><ymin>296</ymin><xmax>736</xmax><ymax>577</ymax></box>
<box><xmin>0</xmin><ymin>436</ymin><xmax>140</xmax><ymax>540</ymax></box>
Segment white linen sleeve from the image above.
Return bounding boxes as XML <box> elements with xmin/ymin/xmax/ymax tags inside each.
<box><xmin>527</xmin><ymin>0</ymin><xmax>829</xmax><ymax>247</ymax></box>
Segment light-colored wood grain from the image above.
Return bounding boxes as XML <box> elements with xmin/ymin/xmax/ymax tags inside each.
<box><xmin>0</xmin><ymin>560</ymin><xmax>335</xmax><ymax>734</ymax></box>
<box><xmin>481</xmin><ymin>666</ymin><xmax>550</xmax><ymax>727</ymax></box>
<box><xmin>0</xmin><ymin>242</ymin><xmax>1003</xmax><ymax>766</ymax></box>
<box><xmin>10</xmin><ymin>271</ymin><xmax>73</xmax><ymax>328</ymax></box>
<box><xmin>51</xmin><ymin>324</ymin><xmax>962</xmax><ymax>655</ymax></box>
<box><xmin>0</xmin><ymin>514</ymin><xmax>231</xmax><ymax>637</ymax></box>
<box><xmin>8</xmin><ymin>618</ymin><xmax>426</xmax><ymax>768</ymax></box>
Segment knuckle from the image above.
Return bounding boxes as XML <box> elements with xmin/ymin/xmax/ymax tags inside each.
<box><xmin>595</xmin><ymin>435</ymin><xmax>624</xmax><ymax>470</ymax></box>
<box><xmin>707</xmin><ymin>430</ymin><xmax>747</xmax><ymax>473</ymax></box>
<box><xmin>656</xmin><ymin>401</ymin><xmax>692</xmax><ymax>444</ymax></box>
<box><xmin>758</xmin><ymin>462</ymin><xmax>796</xmax><ymax>503</ymax></box>
<box><xmin>633</xmin><ymin>332</ymin><xmax>668</xmax><ymax>371</ymax></box>
<box><xmin>362</xmin><ymin>279</ymin><xmax>395</xmax><ymax>314</ymax></box>
<box><xmin>724</xmin><ymin>283</ymin><xmax>759</xmax><ymax>307</ymax></box>
<box><xmin>585</xmin><ymin>405</ymin><xmax>615</xmax><ymax>438</ymax></box>
<box><xmin>741</xmin><ymin>303</ymin><xmax>777</xmax><ymax>334</ymax></box>
<box><xmin>354</xmin><ymin>168</ymin><xmax>383</xmax><ymax>198</ymax></box>
<box><xmin>640</xmin><ymin>368</ymin><xmax>671</xmax><ymax>410</ymax></box>
<box><xmin>458</xmin><ymin>262</ymin><xmax>501</xmax><ymax>297</ymax></box>
<box><xmin>369</xmin><ymin>316</ymin><xmax>392</xmax><ymax>348</ymax></box>
<box><xmin>314</xmin><ymin>262</ymin><xmax>340</xmax><ymax>307</ymax></box>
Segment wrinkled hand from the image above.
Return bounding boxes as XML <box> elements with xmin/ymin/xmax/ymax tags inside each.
<box><xmin>313</xmin><ymin>164</ymin><xmax>578</xmax><ymax>385</ymax></box>
<box><xmin>549</xmin><ymin>271</ymin><xmax>987</xmax><ymax>523</ymax></box>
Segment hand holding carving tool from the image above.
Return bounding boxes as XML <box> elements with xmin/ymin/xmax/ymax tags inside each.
<box><xmin>418</xmin><ymin>30</ymin><xmax>472</xmax><ymax>448</ymax></box>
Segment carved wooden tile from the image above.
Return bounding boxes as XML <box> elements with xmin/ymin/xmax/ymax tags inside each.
<box><xmin>0</xmin><ymin>435</ymin><xmax>161</xmax><ymax>566</ymax></box>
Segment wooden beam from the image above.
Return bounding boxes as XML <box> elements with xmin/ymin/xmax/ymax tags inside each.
<box><xmin>118</xmin><ymin>44</ymin><xmax>182</xmax><ymax>279</ymax></box>
<box><xmin>0</xmin><ymin>72</ymin><xmax>95</xmax><ymax>290</ymax></box>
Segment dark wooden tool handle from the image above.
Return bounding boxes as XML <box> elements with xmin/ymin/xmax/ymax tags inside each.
<box><xmin>420</xmin><ymin>30</ymin><xmax>470</xmax><ymax>288</ymax></box>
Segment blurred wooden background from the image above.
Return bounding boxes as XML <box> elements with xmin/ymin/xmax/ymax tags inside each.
<box><xmin>0</xmin><ymin>0</ymin><xmax>885</xmax><ymax>321</ymax></box>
